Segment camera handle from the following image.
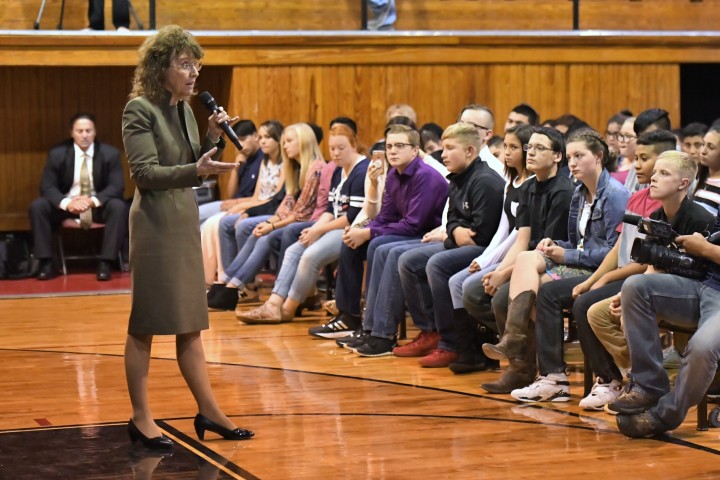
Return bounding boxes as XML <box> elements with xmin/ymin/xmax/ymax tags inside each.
<box><xmin>706</xmin><ymin>230</ymin><xmax>720</xmax><ymax>245</ymax></box>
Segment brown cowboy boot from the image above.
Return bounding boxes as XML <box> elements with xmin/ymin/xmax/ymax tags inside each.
<box><xmin>482</xmin><ymin>290</ymin><xmax>535</xmax><ymax>361</ymax></box>
<box><xmin>481</xmin><ymin>328</ymin><xmax>537</xmax><ymax>394</ymax></box>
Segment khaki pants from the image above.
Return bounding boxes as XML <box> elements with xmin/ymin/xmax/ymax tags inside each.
<box><xmin>587</xmin><ymin>297</ymin><xmax>631</xmax><ymax>370</ymax></box>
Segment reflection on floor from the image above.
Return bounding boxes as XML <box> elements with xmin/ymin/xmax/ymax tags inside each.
<box><xmin>0</xmin><ymin>423</ymin><xmax>239</xmax><ymax>480</ymax></box>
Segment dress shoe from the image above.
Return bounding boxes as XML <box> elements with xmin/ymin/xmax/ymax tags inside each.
<box><xmin>127</xmin><ymin>419</ymin><xmax>174</xmax><ymax>451</ymax></box>
<box><xmin>616</xmin><ymin>411</ymin><xmax>668</xmax><ymax>438</ymax></box>
<box><xmin>37</xmin><ymin>260</ymin><xmax>56</xmax><ymax>280</ymax></box>
<box><xmin>193</xmin><ymin>413</ymin><xmax>254</xmax><ymax>441</ymax></box>
<box><xmin>96</xmin><ymin>260</ymin><xmax>112</xmax><ymax>281</ymax></box>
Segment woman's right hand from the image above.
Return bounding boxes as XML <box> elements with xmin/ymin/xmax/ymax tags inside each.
<box><xmin>196</xmin><ymin>147</ymin><xmax>238</xmax><ymax>177</ymax></box>
<box><xmin>535</xmin><ymin>237</ymin><xmax>555</xmax><ymax>252</ymax></box>
<box><xmin>572</xmin><ymin>279</ymin><xmax>592</xmax><ymax>299</ymax></box>
<box><xmin>368</xmin><ymin>162</ymin><xmax>383</xmax><ymax>186</ymax></box>
<box><xmin>482</xmin><ymin>270</ymin><xmax>506</xmax><ymax>296</ymax></box>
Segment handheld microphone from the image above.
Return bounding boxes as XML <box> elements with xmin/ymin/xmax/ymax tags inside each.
<box><xmin>198</xmin><ymin>91</ymin><xmax>243</xmax><ymax>151</ymax></box>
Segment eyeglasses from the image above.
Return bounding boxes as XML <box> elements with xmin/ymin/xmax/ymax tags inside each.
<box><xmin>465</xmin><ymin>121</ymin><xmax>492</xmax><ymax>131</ymax></box>
<box><xmin>523</xmin><ymin>144</ymin><xmax>553</xmax><ymax>153</ymax></box>
<box><xmin>605</xmin><ymin>131</ymin><xmax>620</xmax><ymax>140</ymax></box>
<box><xmin>173</xmin><ymin>60</ymin><xmax>202</xmax><ymax>72</ymax></box>
<box><xmin>616</xmin><ymin>133</ymin><xmax>637</xmax><ymax>143</ymax></box>
<box><xmin>385</xmin><ymin>142</ymin><xmax>414</xmax><ymax>151</ymax></box>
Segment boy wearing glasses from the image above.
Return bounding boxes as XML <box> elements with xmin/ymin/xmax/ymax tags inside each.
<box><xmin>471</xmin><ymin>127</ymin><xmax>575</xmax><ymax>392</ymax></box>
<box><xmin>308</xmin><ymin>124</ymin><xmax>448</xmax><ymax>339</ymax></box>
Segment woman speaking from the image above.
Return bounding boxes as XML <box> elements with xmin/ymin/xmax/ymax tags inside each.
<box><xmin>122</xmin><ymin>25</ymin><xmax>253</xmax><ymax>451</ymax></box>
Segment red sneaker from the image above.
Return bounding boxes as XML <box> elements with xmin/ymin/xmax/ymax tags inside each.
<box><xmin>392</xmin><ymin>331</ymin><xmax>441</xmax><ymax>357</ymax></box>
<box><xmin>418</xmin><ymin>348</ymin><xmax>459</xmax><ymax>368</ymax></box>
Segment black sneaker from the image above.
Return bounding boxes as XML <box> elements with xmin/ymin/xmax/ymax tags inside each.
<box><xmin>354</xmin><ymin>336</ymin><xmax>397</xmax><ymax>357</ymax></box>
<box><xmin>308</xmin><ymin>313</ymin><xmax>362</xmax><ymax>339</ymax></box>
<box><xmin>336</xmin><ymin>329</ymin><xmax>369</xmax><ymax>348</ymax></box>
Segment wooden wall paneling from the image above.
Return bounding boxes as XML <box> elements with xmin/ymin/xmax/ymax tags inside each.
<box><xmin>366</xmin><ymin>65</ymin><xmax>391</xmax><ymax>143</ymax></box>
<box><xmin>0</xmin><ymin>66</ymin><xmax>134</xmax><ymax>231</ymax></box>
<box><xmin>153</xmin><ymin>0</ymin><xmax>362</xmax><ymax>31</ymax></box>
<box><xmin>567</xmin><ymin>64</ymin><xmax>681</xmax><ymax>131</ymax></box>
<box><xmin>0</xmin><ymin>65</ymin><xmax>232</xmax><ymax>231</ymax></box>
<box><xmin>6</xmin><ymin>0</ymin><xmax>720</xmax><ymax>32</ymax></box>
<box><xmin>0</xmin><ymin>0</ymin><xmax>363</xmax><ymax>31</ymax></box>
<box><xmin>394</xmin><ymin>0</ymin><xmax>574</xmax><ymax>31</ymax></box>
<box><xmin>579</xmin><ymin>0</ymin><xmax>720</xmax><ymax>31</ymax></box>
<box><xmin>485</xmin><ymin>64</ymin><xmax>569</xmax><ymax>130</ymax></box>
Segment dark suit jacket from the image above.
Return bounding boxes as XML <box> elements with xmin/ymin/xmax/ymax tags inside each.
<box><xmin>39</xmin><ymin>140</ymin><xmax>125</xmax><ymax>207</ymax></box>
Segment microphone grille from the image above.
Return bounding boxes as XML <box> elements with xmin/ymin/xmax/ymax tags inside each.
<box><xmin>199</xmin><ymin>91</ymin><xmax>216</xmax><ymax>109</ymax></box>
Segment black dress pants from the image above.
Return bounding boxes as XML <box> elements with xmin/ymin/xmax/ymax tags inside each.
<box><xmin>88</xmin><ymin>0</ymin><xmax>130</xmax><ymax>30</ymax></box>
<box><xmin>29</xmin><ymin>197</ymin><xmax>127</xmax><ymax>262</ymax></box>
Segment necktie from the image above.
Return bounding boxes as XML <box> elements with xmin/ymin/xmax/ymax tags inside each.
<box><xmin>79</xmin><ymin>154</ymin><xmax>92</xmax><ymax>229</ymax></box>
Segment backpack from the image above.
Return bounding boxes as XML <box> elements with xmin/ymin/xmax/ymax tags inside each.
<box><xmin>0</xmin><ymin>233</ymin><xmax>33</xmax><ymax>279</ymax></box>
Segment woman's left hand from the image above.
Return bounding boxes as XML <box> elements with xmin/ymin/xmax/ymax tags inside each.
<box><xmin>196</xmin><ymin>147</ymin><xmax>238</xmax><ymax>176</ymax></box>
<box><xmin>207</xmin><ymin>107</ymin><xmax>239</xmax><ymax>142</ymax></box>
<box><xmin>299</xmin><ymin>227</ymin><xmax>322</xmax><ymax>247</ymax></box>
<box><xmin>253</xmin><ymin>221</ymin><xmax>274</xmax><ymax>237</ymax></box>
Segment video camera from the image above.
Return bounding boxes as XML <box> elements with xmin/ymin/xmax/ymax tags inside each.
<box><xmin>626</xmin><ymin>214</ymin><xmax>720</xmax><ymax>280</ymax></box>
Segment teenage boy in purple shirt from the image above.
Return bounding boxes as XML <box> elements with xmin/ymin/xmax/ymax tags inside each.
<box><xmin>309</xmin><ymin>124</ymin><xmax>448</xmax><ymax>338</ymax></box>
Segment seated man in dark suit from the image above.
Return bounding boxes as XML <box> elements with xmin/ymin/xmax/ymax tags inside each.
<box><xmin>29</xmin><ymin>113</ymin><xmax>126</xmax><ymax>281</ymax></box>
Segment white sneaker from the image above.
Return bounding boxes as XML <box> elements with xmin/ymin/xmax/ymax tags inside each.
<box><xmin>511</xmin><ymin>373</ymin><xmax>570</xmax><ymax>403</ymax></box>
<box><xmin>579</xmin><ymin>379</ymin><xmax>622</xmax><ymax>411</ymax></box>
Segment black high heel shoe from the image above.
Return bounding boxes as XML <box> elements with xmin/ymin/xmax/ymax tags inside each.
<box><xmin>193</xmin><ymin>413</ymin><xmax>254</xmax><ymax>441</ymax></box>
<box><xmin>127</xmin><ymin>419</ymin><xmax>174</xmax><ymax>451</ymax></box>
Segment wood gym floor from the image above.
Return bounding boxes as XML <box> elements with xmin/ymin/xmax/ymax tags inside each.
<box><xmin>0</xmin><ymin>293</ymin><xmax>719</xmax><ymax>479</ymax></box>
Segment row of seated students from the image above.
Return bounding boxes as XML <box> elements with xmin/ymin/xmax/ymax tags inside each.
<box><xmin>201</xmin><ymin>102</ymin><xmax>720</xmax><ymax>440</ymax></box>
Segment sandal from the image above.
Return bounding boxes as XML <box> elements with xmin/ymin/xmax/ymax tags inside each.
<box><xmin>237</xmin><ymin>303</ymin><xmax>283</xmax><ymax>324</ymax></box>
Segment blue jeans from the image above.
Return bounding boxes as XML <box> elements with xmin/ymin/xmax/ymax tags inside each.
<box><xmin>448</xmin><ymin>263</ymin><xmax>498</xmax><ymax>309</ymax></box>
<box><xmin>621</xmin><ymin>274</ymin><xmax>720</xmax><ymax>429</ymax></box>
<box><xmin>399</xmin><ymin>244</ymin><xmax>486</xmax><ymax>351</ymax></box>
<box><xmin>218</xmin><ymin>214</ymin><xmax>269</xmax><ymax>270</ymax></box>
<box><xmin>223</xmin><ymin>225</ymin><xmax>287</xmax><ymax>288</ymax></box>
<box><xmin>272</xmin><ymin>229</ymin><xmax>343</xmax><ymax>302</ymax></box>
<box><xmin>363</xmin><ymin>239</ymin><xmax>424</xmax><ymax>339</ymax></box>
<box><xmin>199</xmin><ymin>201</ymin><xmax>223</xmax><ymax>226</ymax></box>
<box><xmin>276</xmin><ymin>222</ymin><xmax>312</xmax><ymax>273</ymax></box>
<box><xmin>335</xmin><ymin>235</ymin><xmax>416</xmax><ymax>317</ymax></box>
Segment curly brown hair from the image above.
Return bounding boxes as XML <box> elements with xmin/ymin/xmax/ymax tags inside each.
<box><xmin>129</xmin><ymin>25</ymin><xmax>203</xmax><ymax>104</ymax></box>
